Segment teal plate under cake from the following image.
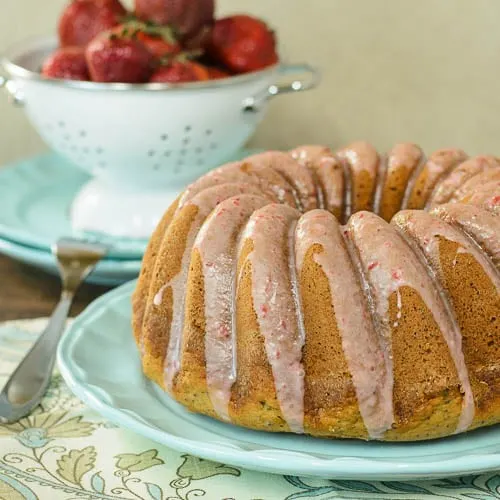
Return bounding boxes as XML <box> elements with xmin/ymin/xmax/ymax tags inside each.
<box><xmin>57</xmin><ymin>281</ymin><xmax>500</xmax><ymax>481</ymax></box>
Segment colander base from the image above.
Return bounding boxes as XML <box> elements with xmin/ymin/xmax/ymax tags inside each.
<box><xmin>70</xmin><ymin>179</ymin><xmax>181</xmax><ymax>240</ymax></box>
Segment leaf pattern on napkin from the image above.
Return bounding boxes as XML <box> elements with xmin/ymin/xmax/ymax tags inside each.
<box><xmin>56</xmin><ymin>445</ymin><xmax>96</xmax><ymax>485</ymax></box>
<box><xmin>0</xmin><ymin>318</ymin><xmax>499</xmax><ymax>500</ymax></box>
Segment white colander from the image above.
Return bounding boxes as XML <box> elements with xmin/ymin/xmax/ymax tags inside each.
<box><xmin>1</xmin><ymin>36</ymin><xmax>319</xmax><ymax>240</ymax></box>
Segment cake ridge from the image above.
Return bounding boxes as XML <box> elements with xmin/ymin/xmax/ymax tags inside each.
<box><xmin>406</xmin><ymin>149</ymin><xmax>468</xmax><ymax>210</ymax></box>
<box><xmin>391</xmin><ymin>215</ymin><xmax>475</xmax><ymax>432</ymax></box>
<box><xmin>400</xmin><ymin>150</ymin><xmax>428</xmax><ymax>211</ymax></box>
<box><xmin>296</xmin><ymin>210</ymin><xmax>393</xmax><ymax>438</ymax></box>
<box><xmin>431</xmin><ymin>209</ymin><xmax>500</xmax><ymax>279</ymax></box>
<box><xmin>427</xmin><ymin>156</ymin><xmax>500</xmax><ymax>209</ymax></box>
<box><xmin>432</xmin><ymin>204</ymin><xmax>500</xmax><ymax>269</ymax></box>
<box><xmin>338</xmin><ymin>153</ymin><xmax>353</xmax><ymax>223</ymax></box>
<box><xmin>380</xmin><ymin>143</ymin><xmax>424</xmax><ymax>221</ymax></box>
<box><xmin>134</xmin><ymin>141</ymin><xmax>500</xmax><ymax>441</ymax></box>
<box><xmin>240</xmin><ymin>203</ymin><xmax>305</xmax><ymax>432</ymax></box>
<box><xmin>194</xmin><ymin>194</ymin><xmax>271</xmax><ymax>421</ymax></box>
<box><xmin>372</xmin><ymin>153</ymin><xmax>388</xmax><ymax>216</ymax></box>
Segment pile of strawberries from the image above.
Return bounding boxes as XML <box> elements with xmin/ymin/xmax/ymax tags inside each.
<box><xmin>41</xmin><ymin>0</ymin><xmax>279</xmax><ymax>84</ymax></box>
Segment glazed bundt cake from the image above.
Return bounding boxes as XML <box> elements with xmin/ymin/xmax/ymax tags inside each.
<box><xmin>132</xmin><ymin>142</ymin><xmax>500</xmax><ymax>441</ymax></box>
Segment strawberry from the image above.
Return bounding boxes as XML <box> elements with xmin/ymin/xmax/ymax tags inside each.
<box><xmin>206</xmin><ymin>66</ymin><xmax>230</xmax><ymax>80</ymax></box>
<box><xmin>41</xmin><ymin>47</ymin><xmax>90</xmax><ymax>80</ymax></box>
<box><xmin>86</xmin><ymin>31</ymin><xmax>155</xmax><ymax>83</ymax></box>
<box><xmin>149</xmin><ymin>59</ymin><xmax>209</xmax><ymax>83</ymax></box>
<box><xmin>58</xmin><ymin>0</ymin><xmax>127</xmax><ymax>47</ymax></box>
<box><xmin>134</xmin><ymin>0</ymin><xmax>214</xmax><ymax>39</ymax></box>
<box><xmin>135</xmin><ymin>30</ymin><xmax>181</xmax><ymax>59</ymax></box>
<box><xmin>209</xmin><ymin>15</ymin><xmax>278</xmax><ymax>74</ymax></box>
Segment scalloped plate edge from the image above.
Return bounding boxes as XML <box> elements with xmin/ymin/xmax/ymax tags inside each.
<box><xmin>57</xmin><ymin>282</ymin><xmax>500</xmax><ymax>480</ymax></box>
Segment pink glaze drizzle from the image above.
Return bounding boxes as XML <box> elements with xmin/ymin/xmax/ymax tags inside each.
<box><xmin>378</xmin><ymin>143</ymin><xmax>424</xmax><ymax>214</ymax></box>
<box><xmin>432</xmin><ymin>203</ymin><xmax>500</xmax><ymax>268</ymax></box>
<box><xmin>428</xmin><ymin>156</ymin><xmax>499</xmax><ymax>208</ymax></box>
<box><xmin>372</xmin><ymin>154</ymin><xmax>388</xmax><ymax>216</ymax></box>
<box><xmin>158</xmin><ymin>183</ymin><xmax>268</xmax><ymax>390</ymax></box>
<box><xmin>177</xmin><ymin>161</ymin><xmax>289</xmax><ymax>210</ymax></box>
<box><xmin>347</xmin><ymin>211</ymin><xmax>475</xmax><ymax>433</ymax></box>
<box><xmin>421</xmin><ymin>148</ymin><xmax>468</xmax><ymax>178</ymax></box>
<box><xmin>318</xmin><ymin>155</ymin><xmax>346</xmax><ymax>218</ymax></box>
<box><xmin>295</xmin><ymin>210</ymin><xmax>393</xmax><ymax>438</ymax></box>
<box><xmin>194</xmin><ymin>195</ymin><xmax>270</xmax><ymax>421</ymax></box>
<box><xmin>239</xmin><ymin>204</ymin><xmax>305</xmax><ymax>433</ymax></box>
<box><xmin>337</xmin><ymin>141</ymin><xmax>379</xmax><ymax>214</ymax></box>
<box><xmin>449</xmin><ymin>168</ymin><xmax>500</xmax><ymax>204</ymax></box>
<box><xmin>289</xmin><ymin>145</ymin><xmax>344</xmax><ymax>215</ymax></box>
<box><xmin>392</xmin><ymin>210</ymin><xmax>498</xmax><ymax>431</ymax></box>
<box><xmin>456</xmin><ymin>180</ymin><xmax>500</xmax><ymax>214</ymax></box>
<box><xmin>404</xmin><ymin>149</ymin><xmax>467</xmax><ymax>210</ymax></box>
<box><xmin>244</xmin><ymin>151</ymin><xmax>318</xmax><ymax>211</ymax></box>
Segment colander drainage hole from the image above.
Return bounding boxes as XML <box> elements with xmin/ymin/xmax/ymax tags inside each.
<box><xmin>98</xmin><ymin>161</ymin><xmax>107</xmax><ymax>168</ymax></box>
<box><xmin>210</xmin><ymin>142</ymin><xmax>218</xmax><ymax>150</ymax></box>
<box><xmin>153</xmin><ymin>164</ymin><xmax>161</xmax><ymax>170</ymax></box>
<box><xmin>96</xmin><ymin>147</ymin><xmax>104</xmax><ymax>154</ymax></box>
<box><xmin>185</xmin><ymin>126</ymin><xmax>192</xmax><ymax>132</ymax></box>
<box><xmin>161</xmin><ymin>134</ymin><xmax>168</xmax><ymax>141</ymax></box>
<box><xmin>148</xmin><ymin>150</ymin><xmax>156</xmax><ymax>157</ymax></box>
<box><xmin>80</xmin><ymin>130</ymin><xmax>87</xmax><ymax>137</ymax></box>
<box><xmin>180</xmin><ymin>149</ymin><xmax>187</xmax><ymax>156</ymax></box>
<box><xmin>195</xmin><ymin>147</ymin><xmax>203</xmax><ymax>154</ymax></box>
<box><xmin>197</xmin><ymin>159</ymin><xmax>204</xmax><ymax>166</ymax></box>
<box><xmin>83</xmin><ymin>147</ymin><xmax>90</xmax><ymax>154</ymax></box>
<box><xmin>58</xmin><ymin>121</ymin><xmax>65</xmax><ymax>128</ymax></box>
<box><xmin>205</xmin><ymin>129</ymin><xmax>212</xmax><ymax>136</ymax></box>
<box><xmin>183</xmin><ymin>137</ymin><xmax>190</xmax><ymax>145</ymax></box>
<box><xmin>164</xmin><ymin>151</ymin><xmax>171</xmax><ymax>157</ymax></box>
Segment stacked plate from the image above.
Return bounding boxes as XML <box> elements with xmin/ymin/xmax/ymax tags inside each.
<box><xmin>0</xmin><ymin>153</ymin><xmax>146</xmax><ymax>285</ymax></box>
<box><xmin>0</xmin><ymin>149</ymin><xmax>257</xmax><ymax>285</ymax></box>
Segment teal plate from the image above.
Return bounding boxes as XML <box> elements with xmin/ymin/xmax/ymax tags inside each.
<box><xmin>58</xmin><ymin>281</ymin><xmax>500</xmax><ymax>480</ymax></box>
<box><xmin>0</xmin><ymin>237</ymin><xmax>140</xmax><ymax>286</ymax></box>
<box><xmin>0</xmin><ymin>150</ymin><xmax>259</xmax><ymax>260</ymax></box>
<box><xmin>0</xmin><ymin>153</ymin><xmax>157</xmax><ymax>259</ymax></box>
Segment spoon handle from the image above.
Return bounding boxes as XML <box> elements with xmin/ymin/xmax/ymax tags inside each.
<box><xmin>0</xmin><ymin>292</ymin><xmax>74</xmax><ymax>423</ymax></box>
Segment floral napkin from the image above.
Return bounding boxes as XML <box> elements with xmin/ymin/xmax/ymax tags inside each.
<box><xmin>0</xmin><ymin>319</ymin><xmax>498</xmax><ymax>500</ymax></box>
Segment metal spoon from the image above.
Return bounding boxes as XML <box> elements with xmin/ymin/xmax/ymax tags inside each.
<box><xmin>0</xmin><ymin>238</ymin><xmax>108</xmax><ymax>423</ymax></box>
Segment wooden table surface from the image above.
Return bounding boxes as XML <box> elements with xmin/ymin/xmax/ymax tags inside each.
<box><xmin>0</xmin><ymin>253</ymin><xmax>113</xmax><ymax>322</ymax></box>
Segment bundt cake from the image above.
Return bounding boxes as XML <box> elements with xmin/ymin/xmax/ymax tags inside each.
<box><xmin>132</xmin><ymin>142</ymin><xmax>500</xmax><ymax>441</ymax></box>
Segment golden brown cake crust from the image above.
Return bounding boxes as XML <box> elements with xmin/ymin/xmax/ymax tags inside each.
<box><xmin>229</xmin><ymin>238</ymin><xmax>288</xmax><ymax>431</ymax></box>
<box><xmin>133</xmin><ymin>142</ymin><xmax>500</xmax><ymax>441</ymax></box>
<box><xmin>300</xmin><ymin>244</ymin><xmax>367</xmax><ymax>438</ymax></box>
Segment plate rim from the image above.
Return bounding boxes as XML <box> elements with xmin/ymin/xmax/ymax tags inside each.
<box><xmin>57</xmin><ymin>281</ymin><xmax>500</xmax><ymax>480</ymax></box>
<box><xmin>0</xmin><ymin>235</ymin><xmax>142</xmax><ymax>271</ymax></box>
<box><xmin>0</xmin><ymin>149</ymin><xmax>260</xmax><ymax>260</ymax></box>
<box><xmin>0</xmin><ymin>153</ymin><xmax>149</xmax><ymax>260</ymax></box>
<box><xmin>0</xmin><ymin>235</ymin><xmax>141</xmax><ymax>286</ymax></box>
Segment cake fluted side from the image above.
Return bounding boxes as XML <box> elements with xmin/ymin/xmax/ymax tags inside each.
<box><xmin>132</xmin><ymin>142</ymin><xmax>500</xmax><ymax>441</ymax></box>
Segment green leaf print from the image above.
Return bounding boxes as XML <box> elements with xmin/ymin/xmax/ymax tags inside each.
<box><xmin>177</xmin><ymin>455</ymin><xmax>240</xmax><ymax>480</ymax></box>
<box><xmin>115</xmin><ymin>449</ymin><xmax>164</xmax><ymax>472</ymax></box>
<box><xmin>56</xmin><ymin>446</ymin><xmax>97</xmax><ymax>485</ymax></box>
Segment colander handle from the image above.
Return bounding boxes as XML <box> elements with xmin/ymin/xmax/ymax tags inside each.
<box><xmin>242</xmin><ymin>63</ymin><xmax>320</xmax><ymax>113</ymax></box>
<box><xmin>0</xmin><ymin>76</ymin><xmax>25</xmax><ymax>106</ymax></box>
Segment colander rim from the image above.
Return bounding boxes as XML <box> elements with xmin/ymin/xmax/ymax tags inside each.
<box><xmin>1</xmin><ymin>35</ymin><xmax>281</xmax><ymax>92</ymax></box>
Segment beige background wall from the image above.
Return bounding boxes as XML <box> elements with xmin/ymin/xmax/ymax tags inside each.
<box><xmin>1</xmin><ymin>0</ymin><xmax>500</xmax><ymax>166</ymax></box>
